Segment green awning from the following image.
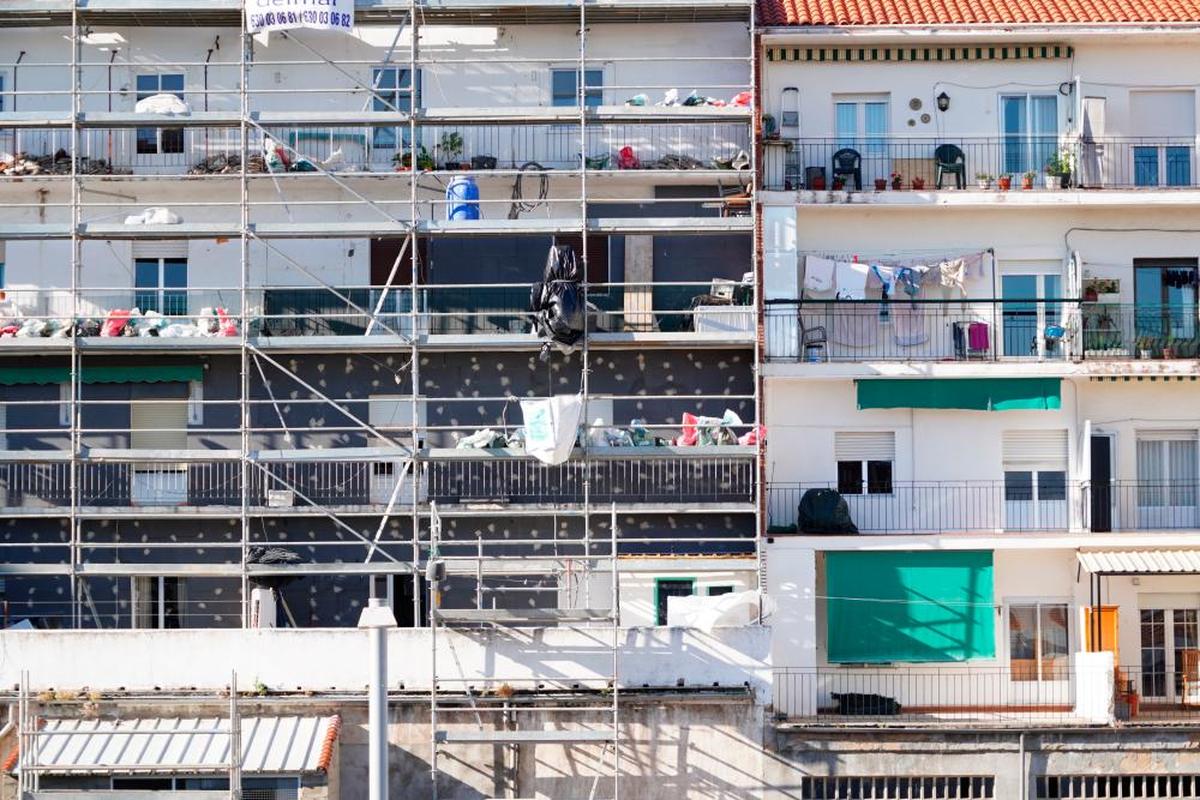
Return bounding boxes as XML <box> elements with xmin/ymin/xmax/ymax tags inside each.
<box><xmin>856</xmin><ymin>378</ymin><xmax>1061</xmax><ymax>411</ymax></box>
<box><xmin>826</xmin><ymin>550</ymin><xmax>996</xmax><ymax>663</ymax></box>
<box><xmin>0</xmin><ymin>365</ymin><xmax>203</xmax><ymax>386</ymax></box>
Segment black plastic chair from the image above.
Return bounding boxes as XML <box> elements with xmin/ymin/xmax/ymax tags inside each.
<box><xmin>831</xmin><ymin>148</ymin><xmax>862</xmax><ymax>191</ymax></box>
<box><xmin>934</xmin><ymin>144</ymin><xmax>966</xmax><ymax>189</ymax></box>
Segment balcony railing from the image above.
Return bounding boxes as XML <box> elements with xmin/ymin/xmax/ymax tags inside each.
<box><xmin>767</xmin><ymin>481</ymin><xmax>1083</xmax><ymax>534</ymax></box>
<box><xmin>763</xmin><ymin>136</ymin><xmax>1199</xmax><ymax>192</ymax></box>
<box><xmin>0</xmin><ymin>282</ymin><xmax>754</xmax><ymax>342</ymax></box>
<box><xmin>765</xmin><ymin>300</ymin><xmax>1199</xmax><ymax>363</ymax></box>
<box><xmin>770</xmin><ymin>481</ymin><xmax>1200</xmax><ymax>534</ymax></box>
<box><xmin>774</xmin><ymin>664</ymin><xmax>1200</xmax><ymax>725</ymax></box>
<box><xmin>773</xmin><ymin>666</ymin><xmax>1079</xmax><ymax>725</ymax></box>
<box><xmin>0</xmin><ymin>121</ymin><xmax>750</xmax><ymax>177</ymax></box>
<box><xmin>1</xmin><ymin>453</ymin><xmax>755</xmax><ymax>511</ymax></box>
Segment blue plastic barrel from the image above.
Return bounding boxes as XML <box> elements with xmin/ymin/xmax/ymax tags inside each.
<box><xmin>446</xmin><ymin>175</ymin><xmax>480</xmax><ymax>221</ymax></box>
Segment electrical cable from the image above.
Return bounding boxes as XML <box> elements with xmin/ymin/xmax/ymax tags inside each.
<box><xmin>508</xmin><ymin>161</ymin><xmax>549</xmax><ymax>219</ymax></box>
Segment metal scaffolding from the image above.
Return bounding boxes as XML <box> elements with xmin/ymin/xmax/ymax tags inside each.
<box><xmin>0</xmin><ymin>0</ymin><xmax>758</xmax><ymax>791</ymax></box>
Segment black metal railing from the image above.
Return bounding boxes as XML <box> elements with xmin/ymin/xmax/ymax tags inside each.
<box><xmin>1083</xmin><ymin>481</ymin><xmax>1200</xmax><ymax>532</ymax></box>
<box><xmin>763</xmin><ymin>136</ymin><xmax>1199</xmax><ymax>192</ymax></box>
<box><xmin>765</xmin><ymin>300</ymin><xmax>1200</xmax><ymax>363</ymax></box>
<box><xmin>767</xmin><ymin>481</ymin><xmax>1081</xmax><ymax>533</ymax></box>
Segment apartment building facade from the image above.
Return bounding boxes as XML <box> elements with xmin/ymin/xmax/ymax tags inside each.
<box><xmin>758</xmin><ymin>0</ymin><xmax>1200</xmax><ymax>795</ymax></box>
<box><xmin>0</xmin><ymin>2</ymin><xmax>776</xmax><ymax>798</ymax></box>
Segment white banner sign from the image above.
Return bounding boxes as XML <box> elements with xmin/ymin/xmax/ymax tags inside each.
<box><xmin>246</xmin><ymin>0</ymin><xmax>354</xmax><ymax>34</ymax></box>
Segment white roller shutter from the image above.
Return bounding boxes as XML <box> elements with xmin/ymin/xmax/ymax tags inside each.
<box><xmin>1136</xmin><ymin>429</ymin><xmax>1198</xmax><ymax>443</ymax></box>
<box><xmin>1129</xmin><ymin>90</ymin><xmax>1196</xmax><ymax>138</ymax></box>
<box><xmin>131</xmin><ymin>401</ymin><xmax>188</xmax><ymax>451</ymax></box>
<box><xmin>834</xmin><ymin>431</ymin><xmax>895</xmax><ymax>461</ymax></box>
<box><xmin>132</xmin><ymin>241</ymin><xmax>188</xmax><ymax>259</ymax></box>
<box><xmin>1002</xmin><ymin>429</ymin><xmax>1068</xmax><ymax>468</ymax></box>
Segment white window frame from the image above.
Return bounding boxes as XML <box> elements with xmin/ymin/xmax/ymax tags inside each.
<box><xmin>1004</xmin><ymin>598</ymin><xmax>1072</xmax><ymax>683</ymax></box>
<box><xmin>59</xmin><ymin>382</ymin><xmax>71</xmax><ymax>426</ymax></box>
<box><xmin>187</xmin><ymin>380</ymin><xmax>203</xmax><ymax>425</ymax></box>
<box><xmin>135</xmin><ymin>72</ymin><xmax>186</xmax><ymax>156</ymax></box>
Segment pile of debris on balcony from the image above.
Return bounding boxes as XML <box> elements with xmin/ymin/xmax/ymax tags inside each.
<box><xmin>0</xmin><ymin>150</ymin><xmax>126</xmax><ymax>176</ymax></box>
<box><xmin>189</xmin><ymin>153</ymin><xmax>268</xmax><ymax>175</ymax></box>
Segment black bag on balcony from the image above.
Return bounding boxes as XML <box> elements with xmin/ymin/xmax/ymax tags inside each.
<box><xmin>831</xmin><ymin>692</ymin><xmax>902</xmax><ymax>715</ymax></box>
<box><xmin>797</xmin><ymin>488</ymin><xmax>858</xmax><ymax>534</ymax></box>
<box><xmin>529</xmin><ymin>244</ymin><xmax>584</xmax><ymax>360</ymax></box>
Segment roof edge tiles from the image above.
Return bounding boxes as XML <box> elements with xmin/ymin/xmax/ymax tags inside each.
<box><xmin>756</xmin><ymin>0</ymin><xmax>1200</xmax><ymax>26</ymax></box>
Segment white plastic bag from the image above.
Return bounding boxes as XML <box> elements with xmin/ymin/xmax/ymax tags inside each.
<box><xmin>135</xmin><ymin>93</ymin><xmax>190</xmax><ymax>115</ymax></box>
<box><xmin>520</xmin><ymin>395</ymin><xmax>583</xmax><ymax>465</ymax></box>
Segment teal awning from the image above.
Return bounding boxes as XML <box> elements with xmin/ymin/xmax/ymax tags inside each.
<box><xmin>826</xmin><ymin>550</ymin><xmax>996</xmax><ymax>664</ymax></box>
<box><xmin>856</xmin><ymin>378</ymin><xmax>1061</xmax><ymax>411</ymax></box>
<box><xmin>0</xmin><ymin>366</ymin><xmax>203</xmax><ymax>386</ymax></box>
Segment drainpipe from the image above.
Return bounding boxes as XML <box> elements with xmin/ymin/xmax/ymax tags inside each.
<box><xmin>1019</xmin><ymin>731</ymin><xmax>1027</xmax><ymax>800</ymax></box>
<box><xmin>11</xmin><ymin>50</ymin><xmax>25</xmax><ymax>156</ymax></box>
<box><xmin>204</xmin><ymin>37</ymin><xmax>219</xmax><ymax>160</ymax></box>
<box><xmin>358</xmin><ymin>591</ymin><xmax>397</xmax><ymax>800</ymax></box>
<box><xmin>106</xmin><ymin>49</ymin><xmax>118</xmax><ymax>164</ymax></box>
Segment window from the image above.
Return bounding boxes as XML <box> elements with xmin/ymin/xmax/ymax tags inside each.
<box><xmin>1136</xmin><ymin>431</ymin><xmax>1198</xmax><ymax>511</ymax></box>
<box><xmin>371</xmin><ymin>67</ymin><xmax>419</xmax><ymax>148</ymax></box>
<box><xmin>655</xmin><ymin>578</ymin><xmax>694</xmax><ymax>625</ymax></box>
<box><xmin>1001</xmin><ymin>94</ymin><xmax>1057</xmax><ymax>175</ymax></box>
<box><xmin>1038</xmin><ymin>775</ymin><xmax>1200</xmax><ymax>799</ymax></box>
<box><xmin>1002</xmin><ymin>429</ymin><xmax>1069</xmax><ymax>530</ymax></box>
<box><xmin>551</xmin><ymin>69</ymin><xmax>603</xmax><ymax>108</ymax></box>
<box><xmin>834</xmin><ymin>431</ymin><xmax>894</xmax><ymax>495</ymax></box>
<box><xmin>1001</xmin><ymin>271</ymin><xmax>1063</xmax><ymax>359</ymax></box>
<box><xmin>136</xmin><ymin>73</ymin><xmax>185</xmax><ymax>155</ymax></box>
<box><xmin>1009</xmin><ymin>602</ymin><xmax>1069</xmax><ymax>682</ymax></box>
<box><xmin>707</xmin><ymin>585</ymin><xmax>735</xmax><ymax>596</ymax></box>
<box><xmin>802</xmin><ymin>776</ymin><xmax>995</xmax><ymax>799</ymax></box>
<box><xmin>834</xmin><ymin>95</ymin><xmax>888</xmax><ymax>155</ymax></box>
<box><xmin>1130</xmin><ymin>91</ymin><xmax>1195</xmax><ymax>187</ymax></box>
<box><xmin>0</xmin><ymin>74</ymin><xmax>5</xmax><ymax>112</ymax></box>
<box><xmin>1134</xmin><ymin>260</ymin><xmax>1198</xmax><ymax>341</ymax></box>
<box><xmin>134</xmin><ymin>257</ymin><xmax>187</xmax><ymax>315</ymax></box>
<box><xmin>131</xmin><ymin>575</ymin><xmax>183</xmax><ymax>629</ymax></box>
<box><xmin>554</xmin><ymin>233</ymin><xmax>610</xmax><ymax>287</ymax></box>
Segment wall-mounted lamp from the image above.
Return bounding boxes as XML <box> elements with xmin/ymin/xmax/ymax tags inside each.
<box><xmin>936</xmin><ymin>92</ymin><xmax>951</xmax><ymax>112</ymax></box>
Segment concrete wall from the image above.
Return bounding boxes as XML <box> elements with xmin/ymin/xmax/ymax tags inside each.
<box><xmin>0</xmin><ymin>625</ymin><xmax>772</xmax><ymax>698</ymax></box>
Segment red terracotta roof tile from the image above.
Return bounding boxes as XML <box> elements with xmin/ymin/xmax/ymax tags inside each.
<box><xmin>758</xmin><ymin>0</ymin><xmax>1200</xmax><ymax>24</ymax></box>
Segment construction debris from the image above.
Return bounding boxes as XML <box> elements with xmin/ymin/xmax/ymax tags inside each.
<box><xmin>0</xmin><ymin>150</ymin><xmax>126</xmax><ymax>176</ymax></box>
<box><xmin>189</xmin><ymin>153</ymin><xmax>268</xmax><ymax>175</ymax></box>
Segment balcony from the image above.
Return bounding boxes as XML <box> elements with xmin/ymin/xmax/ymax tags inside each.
<box><xmin>765</xmin><ymin>300</ymin><xmax>1199</xmax><ymax>364</ymax></box>
<box><xmin>0</xmin><ymin>449</ymin><xmax>756</xmax><ymax>515</ymax></box>
<box><xmin>763</xmin><ymin>136</ymin><xmax>1199</xmax><ymax>196</ymax></box>
<box><xmin>0</xmin><ymin>281</ymin><xmax>755</xmax><ymax>350</ymax></box>
<box><xmin>772</xmin><ymin>664</ymin><xmax>1198</xmax><ymax>726</ymax></box>
<box><xmin>769</xmin><ymin>481</ymin><xmax>1200</xmax><ymax>534</ymax></box>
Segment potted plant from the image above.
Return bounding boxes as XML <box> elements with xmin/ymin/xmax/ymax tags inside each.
<box><xmin>1021</xmin><ymin>170</ymin><xmax>1035</xmax><ymax>190</ymax></box>
<box><xmin>890</xmin><ymin>171</ymin><xmax>903</xmax><ymax>190</ymax></box>
<box><xmin>392</xmin><ymin>146</ymin><xmax>434</xmax><ymax>172</ymax></box>
<box><xmin>1162</xmin><ymin>343</ymin><xmax>1176</xmax><ymax>360</ymax></box>
<box><xmin>975</xmin><ymin>172</ymin><xmax>993</xmax><ymax>190</ymax></box>
<box><xmin>438</xmin><ymin>131</ymin><xmax>464</xmax><ymax>170</ymax></box>
<box><xmin>1044</xmin><ymin>148</ymin><xmax>1073</xmax><ymax>189</ymax></box>
<box><xmin>1136</xmin><ymin>336</ymin><xmax>1155</xmax><ymax>360</ymax></box>
<box><xmin>874</xmin><ymin>177</ymin><xmax>887</xmax><ymax>191</ymax></box>
<box><xmin>997</xmin><ymin>173</ymin><xmax>1012</xmax><ymax>191</ymax></box>
<box><xmin>832</xmin><ymin>176</ymin><xmax>845</xmax><ymax>191</ymax></box>
<box><xmin>762</xmin><ymin>113</ymin><xmax>779</xmax><ymax>140</ymax></box>
<box><xmin>911</xmin><ymin>176</ymin><xmax>925</xmax><ymax>190</ymax></box>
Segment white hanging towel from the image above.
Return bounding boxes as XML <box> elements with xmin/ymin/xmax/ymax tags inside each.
<box><xmin>520</xmin><ymin>394</ymin><xmax>584</xmax><ymax>466</ymax></box>
<box><xmin>835</xmin><ymin>260</ymin><xmax>870</xmax><ymax>300</ymax></box>
<box><xmin>803</xmin><ymin>256</ymin><xmax>836</xmax><ymax>293</ymax></box>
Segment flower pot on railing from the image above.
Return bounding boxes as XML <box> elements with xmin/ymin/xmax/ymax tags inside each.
<box><xmin>1021</xmin><ymin>172</ymin><xmax>1035</xmax><ymax>190</ymax></box>
<box><xmin>874</xmin><ymin>178</ymin><xmax>887</xmax><ymax>191</ymax></box>
<box><xmin>1043</xmin><ymin>173</ymin><xmax>1059</xmax><ymax>190</ymax></box>
<box><xmin>998</xmin><ymin>175</ymin><xmax>1012</xmax><ymax>191</ymax></box>
<box><xmin>911</xmin><ymin>177</ymin><xmax>925</xmax><ymax>191</ymax></box>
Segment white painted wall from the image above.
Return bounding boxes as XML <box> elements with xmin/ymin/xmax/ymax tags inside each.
<box><xmin>0</xmin><ymin>625</ymin><xmax>773</xmax><ymax>700</ymax></box>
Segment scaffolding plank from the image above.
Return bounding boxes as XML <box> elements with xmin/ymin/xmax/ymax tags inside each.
<box><xmin>435</xmin><ymin>729</ymin><xmax>616</xmax><ymax>744</ymax></box>
<box><xmin>78</xmin><ymin>111</ymin><xmax>244</xmax><ymax>128</ymax></box>
<box><xmin>76</xmin><ymin>563</ymin><xmax>243</xmax><ymax>576</ymax></box>
<box><xmin>433</xmin><ymin>608</ymin><xmax>614</xmax><ymax>624</ymax></box>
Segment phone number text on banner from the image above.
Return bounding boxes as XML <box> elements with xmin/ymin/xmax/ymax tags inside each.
<box><xmin>246</xmin><ymin>0</ymin><xmax>355</xmax><ymax>33</ymax></box>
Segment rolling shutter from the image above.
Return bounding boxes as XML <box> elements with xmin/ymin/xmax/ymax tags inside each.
<box><xmin>132</xmin><ymin>241</ymin><xmax>188</xmax><ymax>259</ymax></box>
<box><xmin>131</xmin><ymin>401</ymin><xmax>187</xmax><ymax>451</ymax></box>
<box><xmin>834</xmin><ymin>431</ymin><xmax>895</xmax><ymax>461</ymax></box>
<box><xmin>1002</xmin><ymin>429</ymin><xmax>1068</xmax><ymax>468</ymax></box>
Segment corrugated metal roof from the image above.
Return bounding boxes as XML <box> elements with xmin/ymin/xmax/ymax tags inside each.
<box><xmin>1077</xmin><ymin>549</ymin><xmax>1200</xmax><ymax>574</ymax></box>
<box><xmin>19</xmin><ymin>716</ymin><xmax>339</xmax><ymax>775</ymax></box>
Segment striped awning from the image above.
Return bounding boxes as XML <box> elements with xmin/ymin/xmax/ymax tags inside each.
<box><xmin>766</xmin><ymin>44</ymin><xmax>1073</xmax><ymax>62</ymax></box>
<box><xmin>1077</xmin><ymin>549</ymin><xmax>1200</xmax><ymax>575</ymax></box>
<box><xmin>7</xmin><ymin>716</ymin><xmax>340</xmax><ymax>775</ymax></box>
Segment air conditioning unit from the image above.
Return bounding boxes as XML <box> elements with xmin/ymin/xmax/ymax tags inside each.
<box><xmin>266</xmin><ymin>489</ymin><xmax>295</xmax><ymax>508</ymax></box>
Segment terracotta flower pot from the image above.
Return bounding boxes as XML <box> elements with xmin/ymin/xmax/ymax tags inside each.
<box><xmin>874</xmin><ymin>178</ymin><xmax>887</xmax><ymax>191</ymax></box>
<box><xmin>911</xmin><ymin>177</ymin><xmax>925</xmax><ymax>190</ymax></box>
